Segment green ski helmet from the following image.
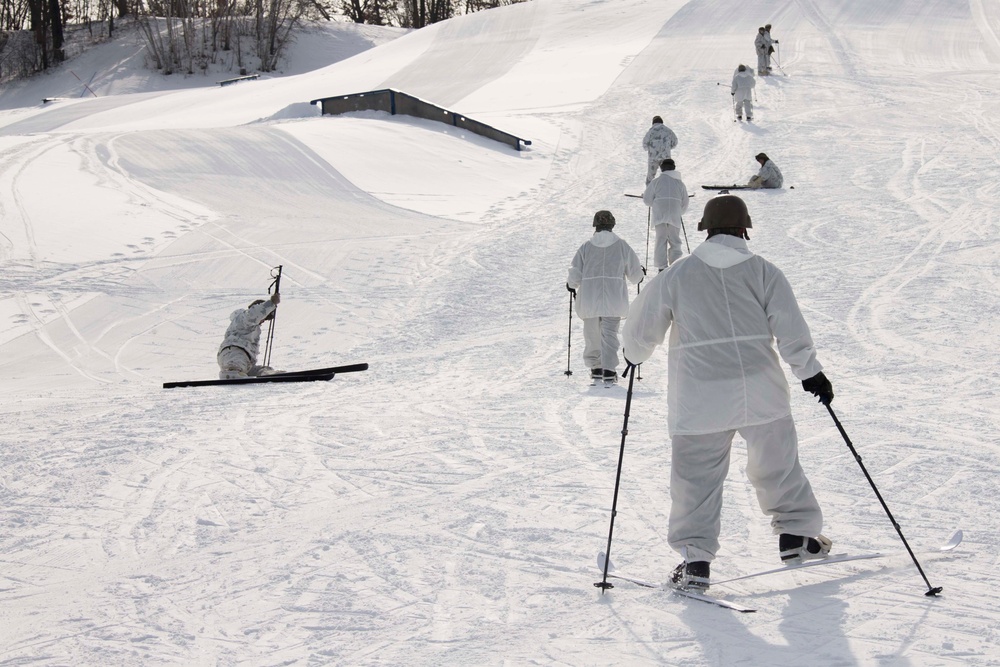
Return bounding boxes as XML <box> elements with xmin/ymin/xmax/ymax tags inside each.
<box><xmin>698</xmin><ymin>194</ymin><xmax>752</xmax><ymax>231</ymax></box>
<box><xmin>593</xmin><ymin>210</ymin><xmax>616</xmax><ymax>230</ymax></box>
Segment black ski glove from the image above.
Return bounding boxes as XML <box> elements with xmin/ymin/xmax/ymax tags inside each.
<box><xmin>566</xmin><ymin>283</ymin><xmax>576</xmax><ymax>296</ymax></box>
<box><xmin>802</xmin><ymin>372</ymin><xmax>834</xmax><ymax>405</ymax></box>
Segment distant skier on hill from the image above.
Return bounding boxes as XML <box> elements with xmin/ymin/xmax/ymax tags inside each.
<box><xmin>748</xmin><ymin>152</ymin><xmax>783</xmax><ymax>188</ymax></box>
<box><xmin>217</xmin><ymin>292</ymin><xmax>281</xmax><ymax>379</ymax></box>
<box><xmin>764</xmin><ymin>24</ymin><xmax>779</xmax><ymax>72</ymax></box>
<box><xmin>566</xmin><ymin>210</ymin><xmax>645</xmax><ymax>386</ymax></box>
<box><xmin>642</xmin><ymin>116</ymin><xmax>679</xmax><ymax>185</ymax></box>
<box><xmin>642</xmin><ymin>158</ymin><xmax>689</xmax><ymax>270</ymax></box>
<box><xmin>731</xmin><ymin>64</ymin><xmax>756</xmax><ymax>121</ymax></box>
<box><xmin>622</xmin><ymin>193</ymin><xmax>834</xmax><ymax>592</ymax></box>
<box><xmin>754</xmin><ymin>27</ymin><xmax>771</xmax><ymax>75</ymax></box>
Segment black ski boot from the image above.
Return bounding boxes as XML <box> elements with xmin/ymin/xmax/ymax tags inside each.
<box><xmin>779</xmin><ymin>534</ymin><xmax>832</xmax><ymax>563</ymax></box>
<box><xmin>669</xmin><ymin>561</ymin><xmax>710</xmax><ymax>591</ymax></box>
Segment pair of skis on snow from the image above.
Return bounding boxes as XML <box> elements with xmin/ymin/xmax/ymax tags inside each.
<box><xmin>595</xmin><ymin>530</ymin><xmax>963</xmax><ymax>613</ymax></box>
<box><xmin>162</xmin><ymin>363</ymin><xmax>368</xmax><ymax>389</ymax></box>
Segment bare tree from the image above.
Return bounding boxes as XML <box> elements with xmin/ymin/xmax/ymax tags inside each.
<box><xmin>396</xmin><ymin>0</ymin><xmax>453</xmax><ymax>28</ymax></box>
<box><xmin>464</xmin><ymin>0</ymin><xmax>524</xmax><ymax>10</ymax></box>
<box><xmin>340</xmin><ymin>0</ymin><xmax>391</xmax><ymax>25</ymax></box>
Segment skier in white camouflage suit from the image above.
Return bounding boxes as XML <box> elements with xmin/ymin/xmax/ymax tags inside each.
<box><xmin>642</xmin><ymin>116</ymin><xmax>679</xmax><ymax>185</ymax></box>
<box><xmin>748</xmin><ymin>152</ymin><xmax>783</xmax><ymax>188</ymax></box>
<box><xmin>622</xmin><ymin>194</ymin><xmax>834</xmax><ymax>591</ymax></box>
<box><xmin>754</xmin><ymin>26</ymin><xmax>771</xmax><ymax>75</ymax></box>
<box><xmin>566</xmin><ymin>210</ymin><xmax>644</xmax><ymax>385</ymax></box>
<box><xmin>764</xmin><ymin>24</ymin><xmax>778</xmax><ymax>72</ymax></box>
<box><xmin>217</xmin><ymin>292</ymin><xmax>280</xmax><ymax>379</ymax></box>
<box><xmin>641</xmin><ymin>158</ymin><xmax>689</xmax><ymax>270</ymax></box>
<box><xmin>731</xmin><ymin>64</ymin><xmax>756</xmax><ymax>121</ymax></box>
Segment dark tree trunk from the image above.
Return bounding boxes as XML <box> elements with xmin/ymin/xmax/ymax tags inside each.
<box><xmin>48</xmin><ymin>0</ymin><xmax>63</xmax><ymax>62</ymax></box>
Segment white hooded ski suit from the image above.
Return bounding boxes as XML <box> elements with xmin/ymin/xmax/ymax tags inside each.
<box><xmin>642</xmin><ymin>123</ymin><xmax>679</xmax><ymax>184</ymax></box>
<box><xmin>642</xmin><ymin>170</ymin><xmax>690</xmax><ymax>269</ymax></box>
<box><xmin>622</xmin><ymin>234</ymin><xmax>824</xmax><ymax>562</ymax></box>
<box><xmin>764</xmin><ymin>27</ymin><xmax>777</xmax><ymax>70</ymax></box>
<box><xmin>731</xmin><ymin>68</ymin><xmax>755</xmax><ymax>119</ymax></box>
<box><xmin>749</xmin><ymin>159</ymin><xmax>783</xmax><ymax>188</ymax></box>
<box><xmin>755</xmin><ymin>31</ymin><xmax>771</xmax><ymax>74</ymax></box>
<box><xmin>217</xmin><ymin>298</ymin><xmax>277</xmax><ymax>379</ymax></box>
<box><xmin>567</xmin><ymin>230</ymin><xmax>644</xmax><ymax>373</ymax></box>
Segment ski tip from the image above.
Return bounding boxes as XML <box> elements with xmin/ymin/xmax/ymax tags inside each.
<box><xmin>597</xmin><ymin>551</ymin><xmax>613</xmax><ymax>572</ymax></box>
<box><xmin>941</xmin><ymin>530</ymin><xmax>963</xmax><ymax>551</ymax></box>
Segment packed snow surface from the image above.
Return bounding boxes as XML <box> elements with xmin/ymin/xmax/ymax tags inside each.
<box><xmin>2</xmin><ymin>0</ymin><xmax>1000</xmax><ymax>664</ymax></box>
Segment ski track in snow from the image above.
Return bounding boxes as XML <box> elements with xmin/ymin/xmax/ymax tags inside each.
<box><xmin>3</xmin><ymin>0</ymin><xmax>1000</xmax><ymax>664</ymax></box>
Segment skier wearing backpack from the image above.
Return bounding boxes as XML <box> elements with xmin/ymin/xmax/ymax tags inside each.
<box><xmin>621</xmin><ymin>194</ymin><xmax>833</xmax><ymax>591</ymax></box>
<box><xmin>567</xmin><ymin>210</ymin><xmax>645</xmax><ymax>386</ymax></box>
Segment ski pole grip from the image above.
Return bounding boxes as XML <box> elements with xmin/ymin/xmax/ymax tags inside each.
<box><xmin>271</xmin><ymin>265</ymin><xmax>283</xmax><ymax>294</ymax></box>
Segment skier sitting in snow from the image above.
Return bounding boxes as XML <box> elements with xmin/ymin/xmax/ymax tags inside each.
<box><xmin>642</xmin><ymin>158</ymin><xmax>689</xmax><ymax>271</ymax></box>
<box><xmin>731</xmin><ymin>64</ymin><xmax>755</xmax><ymax>121</ymax></box>
<box><xmin>217</xmin><ymin>292</ymin><xmax>280</xmax><ymax>379</ymax></box>
<box><xmin>748</xmin><ymin>152</ymin><xmax>783</xmax><ymax>189</ymax></box>
<box><xmin>642</xmin><ymin>116</ymin><xmax>679</xmax><ymax>185</ymax></box>
<box><xmin>622</xmin><ymin>194</ymin><xmax>834</xmax><ymax>592</ymax></box>
<box><xmin>566</xmin><ymin>210</ymin><xmax>644</xmax><ymax>386</ymax></box>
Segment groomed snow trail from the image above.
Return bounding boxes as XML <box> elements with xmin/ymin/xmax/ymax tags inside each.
<box><xmin>2</xmin><ymin>1</ymin><xmax>1000</xmax><ymax>665</ymax></box>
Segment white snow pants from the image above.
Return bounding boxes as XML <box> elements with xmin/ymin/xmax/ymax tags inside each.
<box><xmin>668</xmin><ymin>416</ymin><xmax>823</xmax><ymax>563</ymax></box>
<box><xmin>735</xmin><ymin>98</ymin><xmax>752</xmax><ymax>119</ymax></box>
<box><xmin>217</xmin><ymin>346</ymin><xmax>269</xmax><ymax>379</ymax></box>
<box><xmin>757</xmin><ymin>50</ymin><xmax>768</xmax><ymax>74</ymax></box>
<box><xmin>582</xmin><ymin>316</ymin><xmax>622</xmax><ymax>372</ymax></box>
<box><xmin>653</xmin><ymin>223</ymin><xmax>684</xmax><ymax>270</ymax></box>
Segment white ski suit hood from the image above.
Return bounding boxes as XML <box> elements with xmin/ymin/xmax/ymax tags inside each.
<box><xmin>622</xmin><ymin>235</ymin><xmax>823</xmax><ymax>435</ymax></box>
<box><xmin>642</xmin><ymin>123</ymin><xmax>679</xmax><ymax>162</ymax></box>
<box><xmin>567</xmin><ymin>231</ymin><xmax>644</xmax><ymax>319</ymax></box>
<box><xmin>218</xmin><ymin>299</ymin><xmax>276</xmax><ymax>364</ymax></box>
<box><xmin>642</xmin><ymin>171</ymin><xmax>689</xmax><ymax>227</ymax></box>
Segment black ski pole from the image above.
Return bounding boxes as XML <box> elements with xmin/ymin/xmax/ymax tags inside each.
<box><xmin>263</xmin><ymin>265</ymin><xmax>282</xmax><ymax>368</ymax></box>
<box><xmin>595</xmin><ymin>362</ymin><xmax>638</xmax><ymax>592</ymax></box>
<box><xmin>825</xmin><ymin>403</ymin><xmax>943</xmax><ymax>597</ymax></box>
<box><xmin>564</xmin><ymin>290</ymin><xmax>574</xmax><ymax>376</ymax></box>
<box><xmin>680</xmin><ymin>216</ymin><xmax>690</xmax><ymax>254</ymax></box>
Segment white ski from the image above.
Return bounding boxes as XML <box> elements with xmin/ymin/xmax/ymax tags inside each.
<box><xmin>712</xmin><ymin>530</ymin><xmax>962</xmax><ymax>587</ymax></box>
<box><xmin>711</xmin><ymin>552</ymin><xmax>882</xmax><ymax>586</ymax></box>
<box><xmin>671</xmin><ymin>587</ymin><xmax>756</xmax><ymax>613</ymax></box>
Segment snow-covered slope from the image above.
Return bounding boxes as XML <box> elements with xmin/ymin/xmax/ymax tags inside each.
<box><xmin>2</xmin><ymin>0</ymin><xmax>1000</xmax><ymax>664</ymax></box>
